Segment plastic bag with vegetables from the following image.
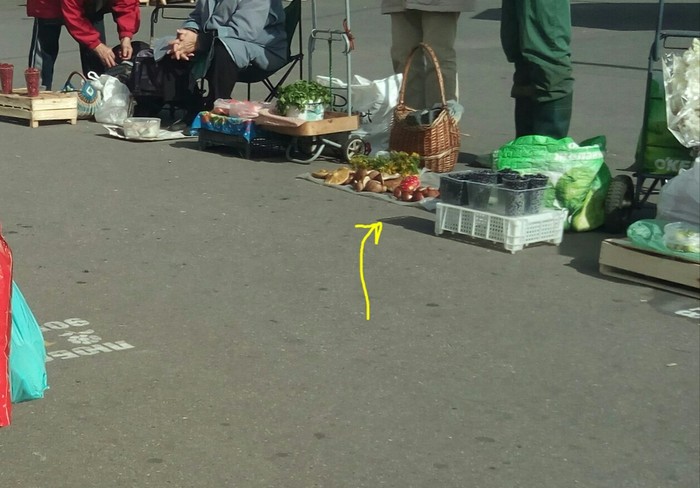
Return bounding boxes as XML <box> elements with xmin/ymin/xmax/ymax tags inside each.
<box><xmin>627</xmin><ymin>219</ymin><xmax>700</xmax><ymax>262</ymax></box>
<box><xmin>663</xmin><ymin>38</ymin><xmax>700</xmax><ymax>148</ymax></box>
<box><xmin>494</xmin><ymin>135</ymin><xmax>611</xmax><ymax>231</ymax></box>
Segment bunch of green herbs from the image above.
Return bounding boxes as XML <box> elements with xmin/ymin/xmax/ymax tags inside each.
<box><xmin>276</xmin><ymin>80</ymin><xmax>332</xmax><ymax>115</ymax></box>
<box><xmin>350</xmin><ymin>151</ymin><xmax>420</xmax><ymax>176</ymax></box>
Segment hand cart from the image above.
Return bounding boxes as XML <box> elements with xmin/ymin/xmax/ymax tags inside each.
<box><xmin>604</xmin><ymin>0</ymin><xmax>699</xmax><ymax>232</ymax></box>
<box><xmin>257</xmin><ymin>0</ymin><xmax>368</xmax><ymax>164</ymax></box>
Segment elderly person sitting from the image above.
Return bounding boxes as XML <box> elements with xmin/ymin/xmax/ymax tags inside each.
<box><xmin>164</xmin><ymin>0</ymin><xmax>287</xmax><ymax>125</ymax></box>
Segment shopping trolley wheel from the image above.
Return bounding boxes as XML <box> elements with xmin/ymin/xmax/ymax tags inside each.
<box><xmin>341</xmin><ymin>135</ymin><xmax>366</xmax><ymax>163</ymax></box>
<box><xmin>604</xmin><ymin>174</ymin><xmax>635</xmax><ymax>233</ymax></box>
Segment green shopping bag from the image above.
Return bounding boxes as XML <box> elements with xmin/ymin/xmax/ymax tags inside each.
<box><xmin>10</xmin><ymin>282</ymin><xmax>48</xmax><ymax>403</ymax></box>
<box><xmin>494</xmin><ymin>135</ymin><xmax>611</xmax><ymax>231</ymax></box>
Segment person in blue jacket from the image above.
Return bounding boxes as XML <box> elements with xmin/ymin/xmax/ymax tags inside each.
<box><xmin>500</xmin><ymin>0</ymin><xmax>574</xmax><ymax>139</ymax></box>
<box><xmin>164</xmin><ymin>0</ymin><xmax>287</xmax><ymax>123</ymax></box>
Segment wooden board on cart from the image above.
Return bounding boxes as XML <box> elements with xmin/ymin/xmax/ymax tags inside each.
<box><xmin>0</xmin><ymin>89</ymin><xmax>78</xmax><ymax>128</ymax></box>
<box><xmin>599</xmin><ymin>238</ymin><xmax>700</xmax><ymax>298</ymax></box>
<box><xmin>258</xmin><ymin>111</ymin><xmax>359</xmax><ymax>137</ymax></box>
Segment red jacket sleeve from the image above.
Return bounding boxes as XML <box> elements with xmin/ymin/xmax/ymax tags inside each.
<box><xmin>61</xmin><ymin>0</ymin><xmax>140</xmax><ymax>50</ymax></box>
<box><xmin>61</xmin><ymin>0</ymin><xmax>101</xmax><ymax>50</ymax></box>
<box><xmin>111</xmin><ymin>0</ymin><xmax>140</xmax><ymax>40</ymax></box>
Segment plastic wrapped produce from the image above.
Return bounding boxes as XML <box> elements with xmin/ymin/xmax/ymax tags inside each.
<box><xmin>663</xmin><ymin>38</ymin><xmax>700</xmax><ymax>148</ymax></box>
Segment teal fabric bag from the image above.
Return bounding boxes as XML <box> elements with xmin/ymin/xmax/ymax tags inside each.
<box><xmin>62</xmin><ymin>71</ymin><xmax>101</xmax><ymax>120</ymax></box>
<box><xmin>10</xmin><ymin>282</ymin><xmax>48</xmax><ymax>403</ymax></box>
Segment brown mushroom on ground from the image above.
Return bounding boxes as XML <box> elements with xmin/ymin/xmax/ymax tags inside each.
<box><xmin>425</xmin><ymin>188</ymin><xmax>440</xmax><ymax>198</ymax></box>
<box><xmin>401</xmin><ymin>191</ymin><xmax>414</xmax><ymax>202</ymax></box>
<box><xmin>355</xmin><ymin>168</ymin><xmax>369</xmax><ymax>182</ymax></box>
<box><xmin>325</xmin><ymin>167</ymin><xmax>351</xmax><ymax>185</ymax></box>
<box><xmin>385</xmin><ymin>178</ymin><xmax>402</xmax><ymax>192</ymax></box>
<box><xmin>364</xmin><ymin>180</ymin><xmax>384</xmax><ymax>193</ymax></box>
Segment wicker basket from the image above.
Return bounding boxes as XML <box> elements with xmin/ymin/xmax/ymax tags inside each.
<box><xmin>389</xmin><ymin>43</ymin><xmax>461</xmax><ymax>173</ymax></box>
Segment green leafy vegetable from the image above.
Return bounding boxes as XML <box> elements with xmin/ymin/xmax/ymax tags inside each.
<box><xmin>555</xmin><ymin>166</ymin><xmax>598</xmax><ymax>212</ymax></box>
<box><xmin>350</xmin><ymin>151</ymin><xmax>420</xmax><ymax>176</ymax></box>
<box><xmin>276</xmin><ymin>80</ymin><xmax>332</xmax><ymax>115</ymax></box>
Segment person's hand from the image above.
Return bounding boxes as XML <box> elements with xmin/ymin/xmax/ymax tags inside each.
<box><xmin>120</xmin><ymin>37</ymin><xmax>133</xmax><ymax>60</ymax></box>
<box><xmin>168</xmin><ymin>28</ymin><xmax>198</xmax><ymax>61</ymax></box>
<box><xmin>94</xmin><ymin>43</ymin><xmax>117</xmax><ymax>68</ymax></box>
<box><xmin>167</xmin><ymin>39</ymin><xmax>187</xmax><ymax>61</ymax></box>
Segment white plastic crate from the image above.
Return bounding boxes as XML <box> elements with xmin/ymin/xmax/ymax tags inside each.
<box><xmin>435</xmin><ymin>203</ymin><xmax>567</xmax><ymax>253</ymax></box>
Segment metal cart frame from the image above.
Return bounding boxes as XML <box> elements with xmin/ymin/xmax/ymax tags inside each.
<box><xmin>259</xmin><ymin>0</ymin><xmax>367</xmax><ymax>164</ymax></box>
<box><xmin>604</xmin><ymin>0</ymin><xmax>699</xmax><ymax>232</ymax></box>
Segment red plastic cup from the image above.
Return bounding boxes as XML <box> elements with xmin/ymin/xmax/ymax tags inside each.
<box><xmin>24</xmin><ymin>67</ymin><xmax>40</xmax><ymax>97</ymax></box>
<box><xmin>0</xmin><ymin>63</ymin><xmax>14</xmax><ymax>94</ymax></box>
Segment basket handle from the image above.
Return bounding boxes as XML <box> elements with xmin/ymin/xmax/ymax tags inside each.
<box><xmin>396</xmin><ymin>42</ymin><xmax>448</xmax><ymax>110</ymax></box>
<box><xmin>62</xmin><ymin>71</ymin><xmax>88</xmax><ymax>91</ymax></box>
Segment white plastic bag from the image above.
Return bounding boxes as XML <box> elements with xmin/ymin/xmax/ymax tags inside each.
<box><xmin>316</xmin><ymin>74</ymin><xmax>402</xmax><ymax>154</ymax></box>
<box><xmin>89</xmin><ymin>72</ymin><xmax>134</xmax><ymax>126</ymax></box>
<box><xmin>662</xmin><ymin>38</ymin><xmax>700</xmax><ymax>148</ymax></box>
<box><xmin>657</xmin><ymin>160</ymin><xmax>700</xmax><ymax>225</ymax></box>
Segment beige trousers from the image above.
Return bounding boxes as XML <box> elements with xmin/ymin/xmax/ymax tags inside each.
<box><xmin>389</xmin><ymin>10</ymin><xmax>460</xmax><ymax>109</ymax></box>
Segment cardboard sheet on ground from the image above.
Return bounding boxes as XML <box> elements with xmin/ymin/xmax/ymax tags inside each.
<box><xmin>102</xmin><ymin>125</ymin><xmax>195</xmax><ymax>141</ymax></box>
<box><xmin>296</xmin><ymin>169</ymin><xmax>441</xmax><ymax>211</ymax></box>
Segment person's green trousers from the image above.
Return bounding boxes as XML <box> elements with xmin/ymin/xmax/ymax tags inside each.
<box><xmin>500</xmin><ymin>0</ymin><xmax>574</xmax><ymax>139</ymax></box>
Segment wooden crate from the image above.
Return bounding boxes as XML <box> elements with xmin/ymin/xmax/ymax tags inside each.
<box><xmin>599</xmin><ymin>238</ymin><xmax>700</xmax><ymax>298</ymax></box>
<box><xmin>0</xmin><ymin>89</ymin><xmax>78</xmax><ymax>128</ymax></box>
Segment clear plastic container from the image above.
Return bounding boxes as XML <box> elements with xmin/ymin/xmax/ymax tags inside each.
<box><xmin>285</xmin><ymin>102</ymin><xmax>325</xmax><ymax>121</ymax></box>
<box><xmin>438</xmin><ymin>171</ymin><xmax>473</xmax><ymax>206</ymax></box>
<box><xmin>663</xmin><ymin>222</ymin><xmax>700</xmax><ymax>253</ymax></box>
<box><xmin>123</xmin><ymin>117</ymin><xmax>161</xmax><ymax>139</ymax></box>
<box><xmin>466</xmin><ymin>180</ymin><xmax>547</xmax><ymax>216</ymax></box>
<box><xmin>439</xmin><ymin>171</ymin><xmax>548</xmax><ymax>216</ymax></box>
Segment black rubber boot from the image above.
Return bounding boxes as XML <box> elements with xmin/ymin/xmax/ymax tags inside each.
<box><xmin>531</xmin><ymin>93</ymin><xmax>573</xmax><ymax>139</ymax></box>
<box><xmin>177</xmin><ymin>86</ymin><xmax>207</xmax><ymax>126</ymax></box>
<box><xmin>166</xmin><ymin>94</ymin><xmax>204</xmax><ymax>132</ymax></box>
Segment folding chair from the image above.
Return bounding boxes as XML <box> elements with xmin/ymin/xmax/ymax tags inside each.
<box><xmin>148</xmin><ymin>0</ymin><xmax>303</xmax><ymax>103</ymax></box>
<box><xmin>149</xmin><ymin>2</ymin><xmax>192</xmax><ymax>43</ymax></box>
<box><xmin>238</xmin><ymin>0</ymin><xmax>304</xmax><ymax>102</ymax></box>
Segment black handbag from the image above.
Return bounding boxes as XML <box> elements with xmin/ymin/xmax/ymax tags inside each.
<box><xmin>130</xmin><ymin>48</ymin><xmax>164</xmax><ymax>97</ymax></box>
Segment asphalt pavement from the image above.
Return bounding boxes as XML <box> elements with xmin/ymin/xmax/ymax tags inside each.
<box><xmin>0</xmin><ymin>1</ymin><xmax>699</xmax><ymax>487</ymax></box>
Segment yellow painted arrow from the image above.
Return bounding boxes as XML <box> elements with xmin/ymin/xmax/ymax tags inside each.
<box><xmin>354</xmin><ymin>222</ymin><xmax>383</xmax><ymax>320</ymax></box>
